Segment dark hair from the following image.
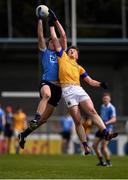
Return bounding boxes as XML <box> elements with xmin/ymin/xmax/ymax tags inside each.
<box><xmin>66</xmin><ymin>46</ymin><xmax>79</xmax><ymax>54</ymax></box>
<box><xmin>102</xmin><ymin>92</ymin><xmax>111</xmax><ymax>97</ymax></box>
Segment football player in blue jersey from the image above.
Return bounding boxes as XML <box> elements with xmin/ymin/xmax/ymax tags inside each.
<box><xmin>0</xmin><ymin>103</ymin><xmax>5</xmax><ymax>136</ymax></box>
<box><xmin>93</xmin><ymin>92</ymin><xmax>117</xmax><ymax>166</ymax></box>
<box><xmin>18</xmin><ymin>8</ymin><xmax>67</xmax><ymax>149</ymax></box>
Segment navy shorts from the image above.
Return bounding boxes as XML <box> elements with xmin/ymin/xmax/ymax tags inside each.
<box><xmin>61</xmin><ymin>131</ymin><xmax>71</xmax><ymax>142</ymax></box>
<box><xmin>4</xmin><ymin>124</ymin><xmax>13</xmax><ymax>137</ymax></box>
<box><xmin>39</xmin><ymin>80</ymin><xmax>62</xmax><ymax>107</ymax></box>
<box><xmin>95</xmin><ymin>130</ymin><xmax>104</xmax><ymax>139</ymax></box>
<box><xmin>95</xmin><ymin>129</ymin><xmax>113</xmax><ymax>139</ymax></box>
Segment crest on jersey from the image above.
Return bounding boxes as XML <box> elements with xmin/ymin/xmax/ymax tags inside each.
<box><xmin>50</xmin><ymin>55</ymin><xmax>57</xmax><ymax>63</ymax></box>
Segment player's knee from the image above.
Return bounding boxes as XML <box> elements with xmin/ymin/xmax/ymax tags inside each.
<box><xmin>89</xmin><ymin>108</ymin><xmax>98</xmax><ymax>117</ymax></box>
<box><xmin>101</xmin><ymin>146</ymin><xmax>105</xmax><ymax>153</ymax></box>
<box><xmin>42</xmin><ymin>92</ymin><xmax>51</xmax><ymax>100</ymax></box>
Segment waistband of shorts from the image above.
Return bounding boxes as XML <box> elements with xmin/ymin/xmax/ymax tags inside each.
<box><xmin>61</xmin><ymin>83</ymin><xmax>80</xmax><ymax>88</ymax></box>
<box><xmin>50</xmin><ymin>81</ymin><xmax>60</xmax><ymax>86</ymax></box>
<box><xmin>41</xmin><ymin>80</ymin><xmax>60</xmax><ymax>87</ymax></box>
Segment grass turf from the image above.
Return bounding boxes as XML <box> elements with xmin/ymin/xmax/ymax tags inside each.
<box><xmin>0</xmin><ymin>154</ymin><xmax>128</xmax><ymax>179</ymax></box>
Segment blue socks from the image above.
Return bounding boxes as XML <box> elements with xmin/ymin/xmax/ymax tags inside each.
<box><xmin>82</xmin><ymin>141</ymin><xmax>88</xmax><ymax>148</ymax></box>
<box><xmin>102</xmin><ymin>128</ymin><xmax>109</xmax><ymax>137</ymax></box>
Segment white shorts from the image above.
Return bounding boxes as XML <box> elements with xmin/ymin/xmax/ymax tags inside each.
<box><xmin>62</xmin><ymin>85</ymin><xmax>91</xmax><ymax>108</ymax></box>
<box><xmin>13</xmin><ymin>129</ymin><xmax>21</xmax><ymax>137</ymax></box>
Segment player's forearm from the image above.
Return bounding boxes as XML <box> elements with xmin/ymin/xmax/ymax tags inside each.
<box><xmin>55</xmin><ymin>20</ymin><xmax>67</xmax><ymax>50</ymax></box>
<box><xmin>50</xmin><ymin>26</ymin><xmax>61</xmax><ymax>51</ymax></box>
<box><xmin>55</xmin><ymin>20</ymin><xmax>66</xmax><ymax>38</ymax></box>
<box><xmin>37</xmin><ymin>20</ymin><xmax>44</xmax><ymax>39</ymax></box>
<box><xmin>37</xmin><ymin>19</ymin><xmax>46</xmax><ymax>49</ymax></box>
<box><xmin>84</xmin><ymin>77</ymin><xmax>100</xmax><ymax>87</ymax></box>
<box><xmin>90</xmin><ymin>80</ymin><xmax>101</xmax><ymax>87</ymax></box>
<box><xmin>105</xmin><ymin>117</ymin><xmax>116</xmax><ymax>125</ymax></box>
<box><xmin>50</xmin><ymin>26</ymin><xmax>57</xmax><ymax>39</ymax></box>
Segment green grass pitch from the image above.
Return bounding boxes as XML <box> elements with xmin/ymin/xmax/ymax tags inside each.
<box><xmin>0</xmin><ymin>154</ymin><xmax>128</xmax><ymax>179</ymax></box>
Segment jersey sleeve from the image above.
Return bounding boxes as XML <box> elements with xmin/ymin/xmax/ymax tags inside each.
<box><xmin>39</xmin><ymin>48</ymin><xmax>47</xmax><ymax>57</ymax></box>
<box><xmin>39</xmin><ymin>47</ymin><xmax>47</xmax><ymax>52</ymax></box>
<box><xmin>56</xmin><ymin>48</ymin><xmax>64</xmax><ymax>57</ymax></box>
<box><xmin>57</xmin><ymin>50</ymin><xmax>68</xmax><ymax>63</ymax></box>
<box><xmin>110</xmin><ymin>106</ymin><xmax>116</xmax><ymax>118</ymax></box>
<box><xmin>79</xmin><ymin>65</ymin><xmax>89</xmax><ymax>78</ymax></box>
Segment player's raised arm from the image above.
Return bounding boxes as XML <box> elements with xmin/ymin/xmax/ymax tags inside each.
<box><xmin>36</xmin><ymin>7</ymin><xmax>46</xmax><ymax>50</ymax></box>
<box><xmin>50</xmin><ymin>26</ymin><xmax>62</xmax><ymax>52</ymax></box>
<box><xmin>48</xmin><ymin>12</ymin><xmax>62</xmax><ymax>53</ymax></box>
<box><xmin>55</xmin><ymin>19</ymin><xmax>67</xmax><ymax>50</ymax></box>
<box><xmin>55</xmin><ymin>20</ymin><xmax>67</xmax><ymax>50</ymax></box>
<box><xmin>48</xmin><ymin>9</ymin><xmax>67</xmax><ymax>50</ymax></box>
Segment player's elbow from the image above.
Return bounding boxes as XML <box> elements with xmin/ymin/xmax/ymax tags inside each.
<box><xmin>38</xmin><ymin>33</ymin><xmax>44</xmax><ymax>40</ymax></box>
<box><xmin>113</xmin><ymin>117</ymin><xmax>117</xmax><ymax>123</ymax></box>
<box><xmin>51</xmin><ymin>36</ymin><xmax>58</xmax><ymax>42</ymax></box>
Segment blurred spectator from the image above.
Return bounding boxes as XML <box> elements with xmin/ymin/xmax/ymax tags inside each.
<box><xmin>4</xmin><ymin>105</ymin><xmax>13</xmax><ymax>154</ymax></box>
<box><xmin>13</xmin><ymin>107</ymin><xmax>27</xmax><ymax>154</ymax></box>
<box><xmin>0</xmin><ymin>102</ymin><xmax>6</xmax><ymax>154</ymax></box>
<box><xmin>125</xmin><ymin>120</ymin><xmax>128</xmax><ymax>143</ymax></box>
<box><xmin>125</xmin><ymin>120</ymin><xmax>128</xmax><ymax>135</ymax></box>
<box><xmin>0</xmin><ymin>103</ymin><xmax>5</xmax><ymax>135</ymax></box>
<box><xmin>125</xmin><ymin>120</ymin><xmax>128</xmax><ymax>154</ymax></box>
<box><xmin>60</xmin><ymin>112</ymin><xmax>73</xmax><ymax>154</ymax></box>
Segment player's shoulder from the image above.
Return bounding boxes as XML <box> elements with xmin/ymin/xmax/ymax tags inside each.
<box><xmin>40</xmin><ymin>48</ymin><xmax>56</xmax><ymax>57</ymax></box>
<box><xmin>109</xmin><ymin>103</ymin><xmax>115</xmax><ymax>109</ymax></box>
<box><xmin>57</xmin><ymin>49</ymin><xmax>66</xmax><ymax>57</ymax></box>
<box><xmin>78</xmin><ymin>63</ymin><xmax>85</xmax><ymax>70</ymax></box>
<box><xmin>108</xmin><ymin>103</ymin><xmax>116</xmax><ymax>112</ymax></box>
<box><xmin>40</xmin><ymin>47</ymin><xmax>53</xmax><ymax>53</ymax></box>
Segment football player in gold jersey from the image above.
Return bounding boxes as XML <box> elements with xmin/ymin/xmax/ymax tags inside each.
<box><xmin>48</xmin><ymin>10</ymin><xmax>118</xmax><ymax>154</ymax></box>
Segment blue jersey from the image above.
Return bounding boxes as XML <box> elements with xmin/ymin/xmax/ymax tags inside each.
<box><xmin>40</xmin><ymin>48</ymin><xmax>59</xmax><ymax>81</ymax></box>
<box><xmin>0</xmin><ymin>108</ymin><xmax>5</xmax><ymax>129</ymax></box>
<box><xmin>60</xmin><ymin>116</ymin><xmax>73</xmax><ymax>132</ymax></box>
<box><xmin>6</xmin><ymin>112</ymin><xmax>13</xmax><ymax>125</ymax></box>
<box><xmin>100</xmin><ymin>103</ymin><xmax>116</xmax><ymax>130</ymax></box>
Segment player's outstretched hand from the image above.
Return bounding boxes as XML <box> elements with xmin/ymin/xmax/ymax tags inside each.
<box><xmin>100</xmin><ymin>82</ymin><xmax>108</xmax><ymax>89</ymax></box>
<box><xmin>48</xmin><ymin>9</ymin><xmax>57</xmax><ymax>26</ymax></box>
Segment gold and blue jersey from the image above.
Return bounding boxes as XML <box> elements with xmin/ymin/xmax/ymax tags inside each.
<box><xmin>57</xmin><ymin>50</ymin><xmax>88</xmax><ymax>85</ymax></box>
